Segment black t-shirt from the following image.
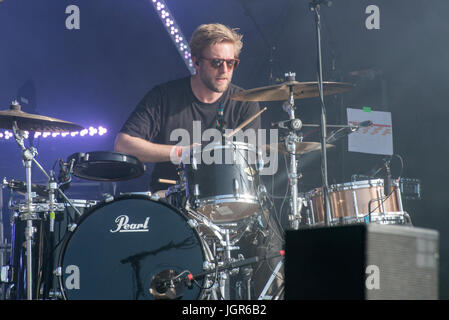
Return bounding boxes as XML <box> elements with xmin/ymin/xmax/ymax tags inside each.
<box><xmin>120</xmin><ymin>76</ymin><xmax>261</xmax><ymax>191</ymax></box>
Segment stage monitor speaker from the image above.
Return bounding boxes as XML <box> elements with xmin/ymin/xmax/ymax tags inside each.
<box><xmin>285</xmin><ymin>224</ymin><xmax>439</xmax><ymax>300</ymax></box>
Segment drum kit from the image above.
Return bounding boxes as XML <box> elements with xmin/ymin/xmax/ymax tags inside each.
<box><xmin>0</xmin><ymin>70</ymin><xmax>412</xmax><ymax>301</ymax></box>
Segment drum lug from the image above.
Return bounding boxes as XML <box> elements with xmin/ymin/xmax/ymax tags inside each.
<box><xmin>54</xmin><ymin>267</ymin><xmax>62</xmax><ymax>277</ymax></box>
<box><xmin>67</xmin><ymin>223</ymin><xmax>77</xmax><ymax>232</ymax></box>
<box><xmin>187</xmin><ymin>219</ymin><xmax>198</xmax><ymax>229</ymax></box>
<box><xmin>194</xmin><ymin>184</ymin><xmax>200</xmax><ymax>197</ymax></box>
<box><xmin>216</xmin><ymin>245</ymin><xmax>240</xmax><ymax>252</ymax></box>
<box><xmin>0</xmin><ymin>265</ymin><xmax>12</xmax><ymax>283</ymax></box>
<box><xmin>192</xmin><ymin>156</ymin><xmax>198</xmax><ymax>170</ymax></box>
<box><xmin>233</xmin><ymin>179</ymin><xmax>239</xmax><ymax>197</ymax></box>
<box><xmin>48</xmin><ymin>288</ymin><xmax>62</xmax><ymax>300</ymax></box>
<box><xmin>104</xmin><ymin>196</ymin><xmax>114</xmax><ymax>203</ymax></box>
<box><xmin>203</xmin><ymin>261</ymin><xmax>215</xmax><ymax>271</ymax></box>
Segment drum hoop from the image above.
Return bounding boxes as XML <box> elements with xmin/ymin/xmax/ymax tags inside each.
<box><xmin>197</xmin><ymin>194</ymin><xmax>259</xmax><ymax>204</ymax></box>
<box><xmin>313</xmin><ymin>211</ymin><xmax>405</xmax><ymax>226</ymax></box>
<box><xmin>195</xmin><ymin>141</ymin><xmax>257</xmax><ymax>153</ymax></box>
<box><xmin>67</xmin><ymin>151</ymin><xmax>145</xmax><ymax>182</ymax></box>
<box><xmin>56</xmin><ymin>193</ymin><xmax>204</xmax><ymax>300</ymax></box>
<box><xmin>331</xmin><ymin>179</ymin><xmax>383</xmax><ymax>189</ymax></box>
<box><xmin>308</xmin><ymin>179</ymin><xmax>399</xmax><ymax>195</ymax></box>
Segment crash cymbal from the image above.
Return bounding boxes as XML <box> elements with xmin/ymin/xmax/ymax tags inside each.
<box><xmin>265</xmin><ymin>141</ymin><xmax>335</xmax><ymax>156</ymax></box>
<box><xmin>0</xmin><ymin>102</ymin><xmax>84</xmax><ymax>132</ymax></box>
<box><xmin>231</xmin><ymin>81</ymin><xmax>354</xmax><ymax>102</ymax></box>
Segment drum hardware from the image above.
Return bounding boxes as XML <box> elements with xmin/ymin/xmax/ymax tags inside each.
<box><xmin>11</xmin><ymin>120</ymin><xmax>49</xmax><ymax>300</ymax></box>
<box><xmin>155</xmin><ymin>250</ymin><xmax>284</xmax><ymax>300</ymax></box>
<box><xmin>245</xmin><ymin>67</ymin><xmax>354</xmax><ymax>230</ymax></box>
<box><xmin>2</xmin><ymin>178</ymin><xmax>50</xmax><ymax>198</ymax></box>
<box><xmin>258</xmin><ymin>258</ymin><xmax>284</xmax><ymax>300</ymax></box>
<box><xmin>186</xmin><ymin>209</ymin><xmax>244</xmax><ymax>249</ymax></box>
<box><xmin>0</xmin><ymin>101</ymin><xmax>87</xmax><ymax>300</ymax></box>
<box><xmin>239</xmin><ymin>263</ymin><xmax>253</xmax><ymax>300</ymax></box>
<box><xmin>272</xmin><ymin>72</ymin><xmax>303</xmax><ymax>230</ymax></box>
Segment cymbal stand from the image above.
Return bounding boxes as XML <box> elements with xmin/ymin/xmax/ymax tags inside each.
<box><xmin>12</xmin><ymin>122</ymin><xmax>40</xmax><ymax>300</ymax></box>
<box><xmin>310</xmin><ymin>0</ymin><xmax>332</xmax><ymax>226</ymax></box>
<box><xmin>11</xmin><ymin>123</ymin><xmax>83</xmax><ymax>300</ymax></box>
<box><xmin>283</xmin><ymin>72</ymin><xmax>302</xmax><ymax>230</ymax></box>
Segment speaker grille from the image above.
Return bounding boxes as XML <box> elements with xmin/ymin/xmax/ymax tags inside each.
<box><xmin>365</xmin><ymin>225</ymin><xmax>438</xmax><ymax>299</ymax></box>
<box><xmin>285</xmin><ymin>224</ymin><xmax>439</xmax><ymax>300</ymax></box>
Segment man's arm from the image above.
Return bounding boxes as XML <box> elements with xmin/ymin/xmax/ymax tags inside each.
<box><xmin>114</xmin><ymin>132</ymin><xmax>176</xmax><ymax>163</ymax></box>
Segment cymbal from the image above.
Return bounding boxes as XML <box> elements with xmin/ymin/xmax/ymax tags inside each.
<box><xmin>0</xmin><ymin>103</ymin><xmax>84</xmax><ymax>132</ymax></box>
<box><xmin>231</xmin><ymin>81</ymin><xmax>354</xmax><ymax>102</ymax></box>
<box><xmin>3</xmin><ymin>178</ymin><xmax>49</xmax><ymax>197</ymax></box>
<box><xmin>265</xmin><ymin>141</ymin><xmax>335</xmax><ymax>156</ymax></box>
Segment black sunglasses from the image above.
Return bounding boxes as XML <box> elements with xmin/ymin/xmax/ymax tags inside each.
<box><xmin>199</xmin><ymin>57</ymin><xmax>240</xmax><ymax>69</ymax></box>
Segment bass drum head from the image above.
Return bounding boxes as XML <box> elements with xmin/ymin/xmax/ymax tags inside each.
<box><xmin>58</xmin><ymin>194</ymin><xmax>205</xmax><ymax>300</ymax></box>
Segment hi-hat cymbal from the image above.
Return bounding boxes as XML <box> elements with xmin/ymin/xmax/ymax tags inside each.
<box><xmin>3</xmin><ymin>178</ymin><xmax>49</xmax><ymax>197</ymax></box>
<box><xmin>231</xmin><ymin>81</ymin><xmax>354</xmax><ymax>102</ymax></box>
<box><xmin>0</xmin><ymin>103</ymin><xmax>84</xmax><ymax>132</ymax></box>
<box><xmin>265</xmin><ymin>141</ymin><xmax>335</xmax><ymax>156</ymax></box>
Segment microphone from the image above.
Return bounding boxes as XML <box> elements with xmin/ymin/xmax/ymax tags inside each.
<box><xmin>384</xmin><ymin>158</ymin><xmax>392</xmax><ymax>197</ymax></box>
<box><xmin>358</xmin><ymin>120</ymin><xmax>373</xmax><ymax>128</ymax></box>
<box><xmin>326</xmin><ymin>120</ymin><xmax>372</xmax><ymax>144</ymax></box>
<box><xmin>367</xmin><ymin>155</ymin><xmax>392</xmax><ymax>178</ymax></box>
<box><xmin>326</xmin><ymin>125</ymin><xmax>356</xmax><ymax>144</ymax></box>
<box><xmin>149</xmin><ymin>269</ymin><xmax>186</xmax><ymax>300</ymax></box>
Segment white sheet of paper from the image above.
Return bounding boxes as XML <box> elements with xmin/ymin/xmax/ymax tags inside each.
<box><xmin>346</xmin><ymin>108</ymin><xmax>393</xmax><ymax>155</ymax></box>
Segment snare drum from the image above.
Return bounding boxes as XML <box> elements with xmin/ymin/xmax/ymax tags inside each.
<box><xmin>306</xmin><ymin>179</ymin><xmax>407</xmax><ymax>225</ymax></box>
<box><xmin>183</xmin><ymin>142</ymin><xmax>262</xmax><ymax>223</ymax></box>
<box><xmin>57</xmin><ymin>194</ymin><xmax>208</xmax><ymax>300</ymax></box>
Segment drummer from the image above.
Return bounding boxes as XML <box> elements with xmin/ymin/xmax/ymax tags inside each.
<box><xmin>114</xmin><ymin>23</ymin><xmax>260</xmax><ymax>193</ymax></box>
<box><xmin>114</xmin><ymin>23</ymin><xmax>283</xmax><ymax>300</ymax></box>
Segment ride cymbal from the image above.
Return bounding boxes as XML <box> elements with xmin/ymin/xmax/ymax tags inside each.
<box><xmin>231</xmin><ymin>81</ymin><xmax>354</xmax><ymax>102</ymax></box>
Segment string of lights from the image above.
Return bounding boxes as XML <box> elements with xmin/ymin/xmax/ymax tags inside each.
<box><xmin>150</xmin><ymin>0</ymin><xmax>195</xmax><ymax>75</ymax></box>
<box><xmin>0</xmin><ymin>126</ymin><xmax>108</xmax><ymax>140</ymax></box>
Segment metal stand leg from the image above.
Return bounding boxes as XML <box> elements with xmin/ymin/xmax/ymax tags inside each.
<box><xmin>24</xmin><ymin>161</ymin><xmax>34</xmax><ymax>300</ymax></box>
<box><xmin>258</xmin><ymin>259</ymin><xmax>284</xmax><ymax>300</ymax></box>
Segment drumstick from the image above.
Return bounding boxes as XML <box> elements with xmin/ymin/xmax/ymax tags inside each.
<box><xmin>224</xmin><ymin>106</ymin><xmax>267</xmax><ymax>139</ymax></box>
<box><xmin>158</xmin><ymin>178</ymin><xmax>177</xmax><ymax>185</ymax></box>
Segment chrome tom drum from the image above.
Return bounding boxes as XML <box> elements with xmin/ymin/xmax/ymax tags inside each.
<box><xmin>183</xmin><ymin>142</ymin><xmax>262</xmax><ymax>223</ymax></box>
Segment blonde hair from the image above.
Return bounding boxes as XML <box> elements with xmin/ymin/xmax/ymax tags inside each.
<box><xmin>189</xmin><ymin>23</ymin><xmax>243</xmax><ymax>59</ymax></box>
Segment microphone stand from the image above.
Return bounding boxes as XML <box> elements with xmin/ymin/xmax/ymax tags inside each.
<box><xmin>310</xmin><ymin>0</ymin><xmax>332</xmax><ymax>226</ymax></box>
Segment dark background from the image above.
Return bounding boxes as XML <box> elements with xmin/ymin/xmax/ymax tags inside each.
<box><xmin>0</xmin><ymin>0</ymin><xmax>447</xmax><ymax>298</ymax></box>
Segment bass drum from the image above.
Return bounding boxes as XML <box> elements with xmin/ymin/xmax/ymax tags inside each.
<box><xmin>57</xmin><ymin>194</ymin><xmax>207</xmax><ymax>300</ymax></box>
